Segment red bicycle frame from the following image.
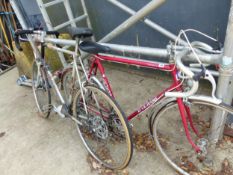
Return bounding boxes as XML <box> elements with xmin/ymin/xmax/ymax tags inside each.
<box><xmin>88</xmin><ymin>54</ymin><xmax>201</xmax><ymax>152</ymax></box>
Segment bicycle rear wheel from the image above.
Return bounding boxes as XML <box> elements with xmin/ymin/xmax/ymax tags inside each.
<box><xmin>152</xmin><ymin>98</ymin><xmax>233</xmax><ymax>175</ymax></box>
<box><xmin>32</xmin><ymin>61</ymin><xmax>51</xmax><ymax>118</ymax></box>
<box><xmin>72</xmin><ymin>85</ymin><xmax>133</xmax><ymax>170</ymax></box>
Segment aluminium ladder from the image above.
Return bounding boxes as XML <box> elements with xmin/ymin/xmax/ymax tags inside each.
<box><xmin>36</xmin><ymin>0</ymin><xmax>94</xmax><ymax>67</ymax></box>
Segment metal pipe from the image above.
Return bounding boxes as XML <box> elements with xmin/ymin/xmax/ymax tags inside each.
<box><xmin>63</xmin><ymin>0</ymin><xmax>76</xmax><ymax>27</ymax></box>
<box><xmin>102</xmin><ymin>43</ymin><xmax>169</xmax><ymax>58</ymax></box>
<box><xmin>106</xmin><ymin>0</ymin><xmax>186</xmax><ymax>45</ymax></box>
<box><xmin>44</xmin><ymin>0</ymin><xmax>63</xmax><ymax>8</ymax></box>
<box><xmin>44</xmin><ymin>37</ymin><xmax>76</xmax><ymax>45</ymax></box>
<box><xmin>47</xmin><ymin>44</ymin><xmax>74</xmax><ymax>55</ymax></box>
<box><xmin>99</xmin><ymin>0</ymin><xmax>166</xmax><ymax>42</ymax></box>
<box><xmin>54</xmin><ymin>14</ymin><xmax>87</xmax><ymax>30</ymax></box>
<box><xmin>44</xmin><ymin>38</ymin><xmax>169</xmax><ymax>58</ymax></box>
<box><xmin>80</xmin><ymin>0</ymin><xmax>95</xmax><ymax>41</ymax></box>
<box><xmin>101</xmin><ymin>43</ymin><xmax>222</xmax><ymax>64</ymax></box>
<box><xmin>44</xmin><ymin>41</ymin><xmax>222</xmax><ymax>77</ymax></box>
<box><xmin>209</xmin><ymin>0</ymin><xmax>233</xmax><ymax>143</ymax></box>
<box><xmin>37</xmin><ymin>0</ymin><xmax>53</xmax><ymax>30</ymax></box>
<box><xmin>44</xmin><ymin>37</ymin><xmax>222</xmax><ymax>64</ymax></box>
<box><xmin>36</xmin><ymin>0</ymin><xmax>68</xmax><ymax>67</ymax></box>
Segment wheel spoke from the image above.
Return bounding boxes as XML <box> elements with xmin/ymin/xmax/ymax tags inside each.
<box><xmin>73</xmin><ymin>85</ymin><xmax>133</xmax><ymax>170</ymax></box>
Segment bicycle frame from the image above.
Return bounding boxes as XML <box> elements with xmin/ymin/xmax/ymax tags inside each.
<box><xmin>89</xmin><ymin>54</ymin><xmax>179</xmax><ymax>118</ymax></box>
<box><xmin>88</xmin><ymin>53</ymin><xmax>201</xmax><ymax>152</ymax></box>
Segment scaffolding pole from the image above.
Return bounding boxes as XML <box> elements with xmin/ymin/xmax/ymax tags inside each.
<box><xmin>99</xmin><ymin>0</ymin><xmax>166</xmax><ymax>42</ymax></box>
<box><xmin>106</xmin><ymin>0</ymin><xmax>186</xmax><ymax>45</ymax></box>
<box><xmin>209</xmin><ymin>0</ymin><xmax>233</xmax><ymax>143</ymax></box>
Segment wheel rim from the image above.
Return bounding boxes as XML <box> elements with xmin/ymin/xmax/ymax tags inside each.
<box><xmin>32</xmin><ymin>62</ymin><xmax>51</xmax><ymax>118</ymax></box>
<box><xmin>153</xmin><ymin>100</ymin><xmax>233</xmax><ymax>175</ymax></box>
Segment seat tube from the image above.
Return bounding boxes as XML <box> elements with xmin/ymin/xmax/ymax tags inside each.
<box><xmin>95</xmin><ymin>57</ymin><xmax>114</xmax><ymax>98</ymax></box>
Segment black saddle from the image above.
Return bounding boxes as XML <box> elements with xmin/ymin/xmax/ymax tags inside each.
<box><xmin>79</xmin><ymin>41</ymin><xmax>111</xmax><ymax>54</ymax></box>
<box><xmin>67</xmin><ymin>27</ymin><xmax>93</xmax><ymax>39</ymax></box>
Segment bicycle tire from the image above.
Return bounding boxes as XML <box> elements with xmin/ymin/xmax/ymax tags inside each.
<box><xmin>152</xmin><ymin>98</ymin><xmax>233</xmax><ymax>175</ymax></box>
<box><xmin>32</xmin><ymin>61</ymin><xmax>52</xmax><ymax>118</ymax></box>
<box><xmin>72</xmin><ymin>84</ymin><xmax>133</xmax><ymax>170</ymax></box>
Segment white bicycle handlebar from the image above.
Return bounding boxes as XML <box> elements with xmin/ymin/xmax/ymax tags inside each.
<box><xmin>165</xmin><ymin>49</ymin><xmax>199</xmax><ymax>98</ymax></box>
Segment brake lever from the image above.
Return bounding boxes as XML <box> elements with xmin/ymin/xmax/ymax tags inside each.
<box><xmin>204</xmin><ymin>70</ymin><xmax>218</xmax><ymax>100</ymax></box>
<box><xmin>193</xmin><ymin>65</ymin><xmax>218</xmax><ymax>100</ymax></box>
<box><xmin>193</xmin><ymin>65</ymin><xmax>206</xmax><ymax>81</ymax></box>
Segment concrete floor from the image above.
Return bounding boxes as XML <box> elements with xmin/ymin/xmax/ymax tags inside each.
<box><xmin>0</xmin><ymin>67</ymin><xmax>175</xmax><ymax>175</ymax></box>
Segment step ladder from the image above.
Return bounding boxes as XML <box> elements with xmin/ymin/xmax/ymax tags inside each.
<box><xmin>36</xmin><ymin>0</ymin><xmax>94</xmax><ymax>67</ymax></box>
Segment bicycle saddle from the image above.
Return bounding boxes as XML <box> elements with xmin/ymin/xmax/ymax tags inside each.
<box><xmin>79</xmin><ymin>41</ymin><xmax>111</xmax><ymax>54</ymax></box>
<box><xmin>67</xmin><ymin>26</ymin><xmax>93</xmax><ymax>39</ymax></box>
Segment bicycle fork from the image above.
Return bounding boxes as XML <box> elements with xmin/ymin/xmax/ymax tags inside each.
<box><xmin>177</xmin><ymin>98</ymin><xmax>209</xmax><ymax>157</ymax></box>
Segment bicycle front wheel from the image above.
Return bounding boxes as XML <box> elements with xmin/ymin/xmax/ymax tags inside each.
<box><xmin>32</xmin><ymin>61</ymin><xmax>51</xmax><ymax>118</ymax></box>
<box><xmin>72</xmin><ymin>85</ymin><xmax>133</xmax><ymax>170</ymax></box>
<box><xmin>152</xmin><ymin>98</ymin><xmax>233</xmax><ymax>175</ymax></box>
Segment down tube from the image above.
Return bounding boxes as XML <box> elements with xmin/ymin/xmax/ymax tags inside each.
<box><xmin>127</xmin><ymin>68</ymin><xmax>182</xmax><ymax>121</ymax></box>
